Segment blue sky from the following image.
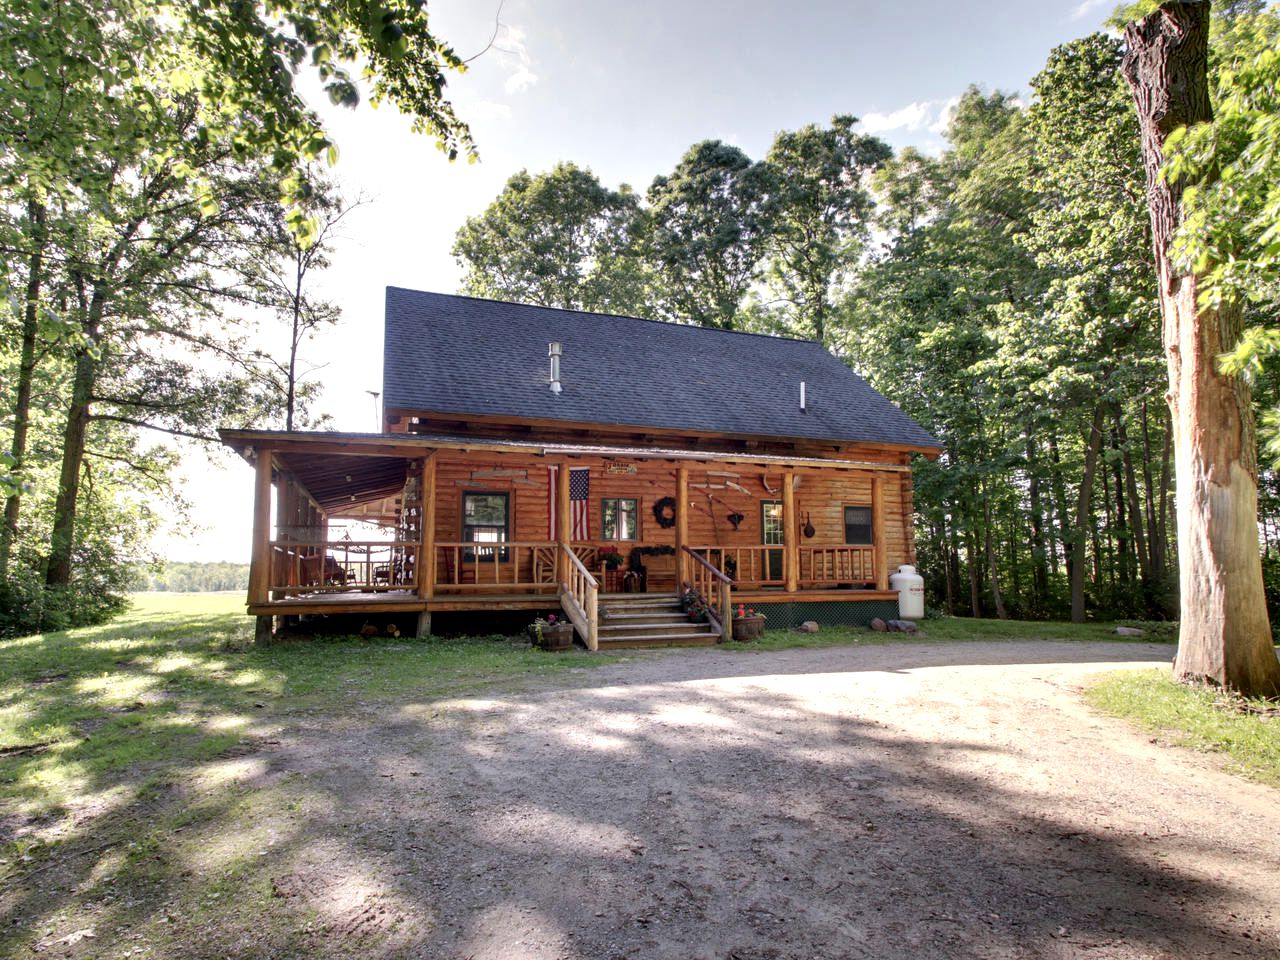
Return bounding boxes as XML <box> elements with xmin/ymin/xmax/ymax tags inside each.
<box><xmin>168</xmin><ymin>0</ymin><xmax>1117</xmax><ymax>562</ymax></box>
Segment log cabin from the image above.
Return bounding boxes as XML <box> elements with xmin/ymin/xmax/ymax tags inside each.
<box><xmin>220</xmin><ymin>288</ymin><xmax>941</xmax><ymax>647</ymax></box>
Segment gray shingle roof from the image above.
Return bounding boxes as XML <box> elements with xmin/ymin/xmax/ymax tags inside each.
<box><xmin>382</xmin><ymin>288</ymin><xmax>940</xmax><ymax>450</ymax></box>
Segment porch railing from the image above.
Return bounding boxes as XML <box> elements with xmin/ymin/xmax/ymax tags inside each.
<box><xmin>269</xmin><ymin>540</ymin><xmax>419</xmax><ymax>595</ymax></box>
<box><xmin>799</xmin><ymin>545</ymin><xmax>876</xmax><ymax>586</ymax></box>
<box><xmin>681</xmin><ymin>545</ymin><xmax>731</xmax><ymax>639</ymax></box>
<box><xmin>691</xmin><ymin>545</ymin><xmax>784</xmax><ymax>589</ymax></box>
<box><xmin>558</xmin><ymin>543</ymin><xmax>599</xmax><ymax>651</ymax></box>
<box><xmin>433</xmin><ymin>541</ymin><xmax>558</xmax><ymax>592</ymax></box>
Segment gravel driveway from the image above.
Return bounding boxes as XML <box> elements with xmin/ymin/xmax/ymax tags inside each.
<box><xmin>244</xmin><ymin>640</ymin><xmax>1278</xmax><ymax>960</ymax></box>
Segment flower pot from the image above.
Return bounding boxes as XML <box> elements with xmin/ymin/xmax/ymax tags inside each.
<box><xmin>535</xmin><ymin>623</ymin><xmax>575</xmax><ymax>652</ymax></box>
<box><xmin>732</xmin><ymin>615</ymin><xmax>767</xmax><ymax>642</ymax></box>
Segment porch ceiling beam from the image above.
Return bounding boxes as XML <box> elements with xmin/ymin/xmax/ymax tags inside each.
<box><xmin>223</xmin><ymin>430</ymin><xmax>911</xmax><ymax>473</ymax></box>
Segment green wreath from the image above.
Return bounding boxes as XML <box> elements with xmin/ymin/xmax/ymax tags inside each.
<box><xmin>652</xmin><ymin>496</ymin><xmax>677</xmax><ymax>529</ymax></box>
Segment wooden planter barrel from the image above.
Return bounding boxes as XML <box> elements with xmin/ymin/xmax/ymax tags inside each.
<box><xmin>732</xmin><ymin>615</ymin><xmax>767</xmax><ymax>642</ymax></box>
<box><xmin>531</xmin><ymin>623</ymin><xmax>575</xmax><ymax>652</ymax></box>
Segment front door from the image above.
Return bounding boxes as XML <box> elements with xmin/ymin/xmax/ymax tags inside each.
<box><xmin>761</xmin><ymin>500</ymin><xmax>783</xmax><ymax>583</ymax></box>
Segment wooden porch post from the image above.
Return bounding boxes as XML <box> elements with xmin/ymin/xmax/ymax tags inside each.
<box><xmin>557</xmin><ymin>461</ymin><xmax>572</xmax><ymax>585</ymax></box>
<box><xmin>418</xmin><ymin>454</ymin><xmax>437</xmax><ymax>638</ymax></box>
<box><xmin>873</xmin><ymin>473</ymin><xmax>889</xmax><ymax>590</ymax></box>
<box><xmin>676</xmin><ymin>464</ymin><xmax>689</xmax><ymax>589</ymax></box>
<box><xmin>248</xmin><ymin>447</ymin><xmax>274</xmax><ymax>643</ymax></box>
<box><xmin>783</xmin><ymin>471</ymin><xmax>798</xmax><ymax>592</ymax></box>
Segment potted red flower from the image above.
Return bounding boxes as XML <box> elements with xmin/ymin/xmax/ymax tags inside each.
<box><xmin>731</xmin><ymin>604</ymin><xmax>767</xmax><ymax>642</ymax></box>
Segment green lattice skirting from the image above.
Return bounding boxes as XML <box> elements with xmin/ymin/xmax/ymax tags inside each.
<box><xmin>748</xmin><ymin>599</ymin><xmax>900</xmax><ymax>630</ymax></box>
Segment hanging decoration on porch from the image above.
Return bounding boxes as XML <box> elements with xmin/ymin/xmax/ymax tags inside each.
<box><xmin>605</xmin><ymin>460</ymin><xmax>637</xmax><ymax>475</ymax></box>
<box><xmin>653</xmin><ymin>496</ymin><xmax>677</xmax><ymax>528</ymax></box>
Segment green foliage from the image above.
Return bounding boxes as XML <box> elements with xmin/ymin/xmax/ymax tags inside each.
<box><xmin>1164</xmin><ymin>5</ymin><xmax>1280</xmax><ymax>307</ymax></box>
<box><xmin>136</xmin><ymin>562</ymin><xmax>251</xmax><ymax>593</ymax></box>
<box><xmin>846</xmin><ymin>48</ymin><xmax>1172</xmax><ymax>622</ymax></box>
<box><xmin>645</xmin><ymin>141</ymin><xmax>777</xmax><ymax>329</ymax></box>
<box><xmin>453</xmin><ymin>163</ymin><xmax>652</xmax><ymax>314</ymax></box>
<box><xmin>757</xmin><ymin>116</ymin><xmax>892</xmax><ymax>344</ymax></box>
<box><xmin>0</xmin><ymin>0</ymin><xmax>438</xmax><ymax>629</ymax></box>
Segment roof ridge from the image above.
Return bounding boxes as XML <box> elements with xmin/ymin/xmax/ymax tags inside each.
<box><xmin>384</xmin><ymin>286</ymin><xmax>829</xmax><ymax>350</ymax></box>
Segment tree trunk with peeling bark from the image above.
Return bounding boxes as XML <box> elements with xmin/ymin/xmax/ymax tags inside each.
<box><xmin>1123</xmin><ymin>1</ymin><xmax>1280</xmax><ymax>695</ymax></box>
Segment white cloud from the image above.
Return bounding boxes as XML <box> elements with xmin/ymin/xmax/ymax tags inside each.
<box><xmin>497</xmin><ymin>24</ymin><xmax>538</xmax><ymax>94</ymax></box>
<box><xmin>1071</xmin><ymin>0</ymin><xmax>1111</xmax><ymax>20</ymax></box>
<box><xmin>861</xmin><ymin>96</ymin><xmax>962</xmax><ymax>137</ymax></box>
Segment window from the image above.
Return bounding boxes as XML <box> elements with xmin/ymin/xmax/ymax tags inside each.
<box><xmin>761</xmin><ymin>501</ymin><xmax>783</xmax><ymax>545</ymax></box>
<box><xmin>463</xmin><ymin>492</ymin><xmax>509</xmax><ymax>559</ymax></box>
<box><xmin>844</xmin><ymin>505</ymin><xmax>873</xmax><ymax>545</ymax></box>
<box><xmin>761</xmin><ymin>500</ymin><xmax>783</xmax><ymax>582</ymax></box>
<box><xmin>602</xmin><ymin>498</ymin><xmax>639</xmax><ymax>540</ymax></box>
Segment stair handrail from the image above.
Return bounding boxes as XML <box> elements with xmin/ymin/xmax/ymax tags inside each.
<box><xmin>559</xmin><ymin>542</ymin><xmax>599</xmax><ymax>651</ymax></box>
<box><xmin>680</xmin><ymin>546</ymin><xmax>732</xmax><ymax>640</ymax></box>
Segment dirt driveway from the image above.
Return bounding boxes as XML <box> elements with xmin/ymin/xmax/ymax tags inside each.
<box><xmin>189</xmin><ymin>639</ymin><xmax>1272</xmax><ymax>960</ymax></box>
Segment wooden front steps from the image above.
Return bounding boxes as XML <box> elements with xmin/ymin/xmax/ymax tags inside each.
<box><xmin>595</xmin><ymin>594</ymin><xmax>721</xmax><ymax>649</ymax></box>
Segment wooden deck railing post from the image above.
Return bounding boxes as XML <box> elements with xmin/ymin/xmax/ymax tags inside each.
<box><xmin>782</xmin><ymin>471</ymin><xmax>798</xmax><ymax>593</ymax></box>
<box><xmin>872</xmin><ymin>473</ymin><xmax>889</xmax><ymax>590</ymax></box>
<box><xmin>556</xmin><ymin>461</ymin><xmax>572</xmax><ymax>585</ymax></box>
<box><xmin>558</xmin><ymin>541</ymin><xmax>599</xmax><ymax>651</ymax></box>
<box><xmin>248</xmin><ymin>448</ymin><xmax>273</xmax><ymax>606</ymax></box>
<box><xmin>417</xmin><ymin>455</ymin><xmax>436</xmax><ymax>638</ymax></box>
<box><xmin>420</xmin><ymin>455</ymin><xmax>436</xmax><ymax>600</ymax></box>
<box><xmin>676</xmin><ymin>465</ymin><xmax>688</xmax><ymax>590</ymax></box>
<box><xmin>586</xmin><ymin>582</ymin><xmax>599</xmax><ymax>650</ymax></box>
<box><xmin>681</xmin><ymin>545</ymin><xmax>733</xmax><ymax>642</ymax></box>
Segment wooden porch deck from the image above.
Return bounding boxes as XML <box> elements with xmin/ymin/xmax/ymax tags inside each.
<box><xmin>247</xmin><ymin>587</ymin><xmax>898</xmax><ymax>617</ymax></box>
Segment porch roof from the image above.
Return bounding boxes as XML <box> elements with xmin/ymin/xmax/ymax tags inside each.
<box><xmin>219</xmin><ymin>429</ymin><xmax>912</xmax><ymax>474</ymax></box>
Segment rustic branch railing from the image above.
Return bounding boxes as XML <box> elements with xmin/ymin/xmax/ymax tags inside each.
<box><xmin>799</xmin><ymin>545</ymin><xmax>876</xmax><ymax>586</ymax></box>
<box><xmin>681</xmin><ymin>545</ymin><xmax>731</xmax><ymax>639</ymax></box>
<box><xmin>433</xmin><ymin>541</ymin><xmax>558</xmax><ymax>592</ymax></box>
<box><xmin>692</xmin><ymin>545</ymin><xmax>784</xmax><ymax>588</ymax></box>
<box><xmin>269</xmin><ymin>540</ymin><xmax>419</xmax><ymax>595</ymax></box>
<box><xmin>559</xmin><ymin>542</ymin><xmax>599</xmax><ymax>651</ymax></box>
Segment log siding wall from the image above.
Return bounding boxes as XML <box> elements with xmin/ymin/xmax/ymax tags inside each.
<box><xmin>428</xmin><ymin>451</ymin><xmax>914</xmax><ymax>583</ymax></box>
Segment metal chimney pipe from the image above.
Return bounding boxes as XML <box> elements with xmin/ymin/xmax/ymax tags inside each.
<box><xmin>549</xmin><ymin>342</ymin><xmax>562</xmax><ymax>394</ymax></box>
<box><xmin>799</xmin><ymin>380</ymin><xmax>806</xmax><ymax>412</ymax></box>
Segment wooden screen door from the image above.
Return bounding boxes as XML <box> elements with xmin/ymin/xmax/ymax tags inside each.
<box><xmin>761</xmin><ymin>500</ymin><xmax>783</xmax><ymax>583</ymax></box>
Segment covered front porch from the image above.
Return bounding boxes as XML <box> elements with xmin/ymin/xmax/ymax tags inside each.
<box><xmin>221</xmin><ymin>430</ymin><xmax>909</xmax><ymax>647</ymax></box>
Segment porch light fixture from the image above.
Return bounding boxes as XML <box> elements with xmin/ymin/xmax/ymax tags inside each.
<box><xmin>548</xmin><ymin>341</ymin><xmax>563</xmax><ymax>394</ymax></box>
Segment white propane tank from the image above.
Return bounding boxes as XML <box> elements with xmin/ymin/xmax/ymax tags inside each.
<box><xmin>889</xmin><ymin>564</ymin><xmax>925</xmax><ymax>620</ymax></box>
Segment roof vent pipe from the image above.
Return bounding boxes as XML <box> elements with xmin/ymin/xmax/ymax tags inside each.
<box><xmin>548</xmin><ymin>341</ymin><xmax>562</xmax><ymax>394</ymax></box>
<box><xmin>799</xmin><ymin>380</ymin><xmax>806</xmax><ymax>412</ymax></box>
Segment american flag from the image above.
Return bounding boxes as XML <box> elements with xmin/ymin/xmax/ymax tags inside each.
<box><xmin>548</xmin><ymin>466</ymin><xmax>590</xmax><ymax>539</ymax></box>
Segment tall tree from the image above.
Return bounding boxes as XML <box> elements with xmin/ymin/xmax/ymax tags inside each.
<box><xmin>1123</xmin><ymin>0</ymin><xmax>1280</xmax><ymax>695</ymax></box>
<box><xmin>1015</xmin><ymin>34</ymin><xmax>1164</xmax><ymax>620</ymax></box>
<box><xmin>258</xmin><ymin>173</ymin><xmax>360</xmax><ymax>431</ymax></box>
<box><xmin>452</xmin><ymin>163</ymin><xmax>650</xmax><ymax>314</ymax></box>
<box><xmin>646</xmin><ymin>141</ymin><xmax>776</xmax><ymax>329</ymax></box>
<box><xmin>760</xmin><ymin>116</ymin><xmax>891</xmax><ymax>345</ymax></box>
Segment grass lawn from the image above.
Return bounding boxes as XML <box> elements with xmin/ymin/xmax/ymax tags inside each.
<box><xmin>0</xmin><ymin>593</ymin><xmax>608</xmax><ymax>829</ymax></box>
<box><xmin>1085</xmin><ymin>669</ymin><xmax>1280</xmax><ymax>788</ymax></box>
